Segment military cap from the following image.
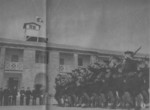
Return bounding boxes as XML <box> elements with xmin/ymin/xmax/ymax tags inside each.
<box><xmin>124</xmin><ymin>51</ymin><xmax>134</xmax><ymax>56</ymax></box>
<box><xmin>111</xmin><ymin>56</ymin><xmax>120</xmax><ymax>61</ymax></box>
<box><xmin>143</xmin><ymin>57</ymin><xmax>149</xmax><ymax>61</ymax></box>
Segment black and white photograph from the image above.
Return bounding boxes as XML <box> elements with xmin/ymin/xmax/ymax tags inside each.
<box><xmin>0</xmin><ymin>0</ymin><xmax>149</xmax><ymax>110</ymax></box>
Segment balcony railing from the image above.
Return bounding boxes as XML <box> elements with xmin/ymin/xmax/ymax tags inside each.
<box><xmin>59</xmin><ymin>65</ymin><xmax>74</xmax><ymax>73</ymax></box>
<box><xmin>5</xmin><ymin>62</ymin><xmax>23</xmax><ymax>71</ymax></box>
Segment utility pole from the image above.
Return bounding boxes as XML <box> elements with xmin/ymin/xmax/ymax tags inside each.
<box><xmin>44</xmin><ymin>0</ymin><xmax>50</xmax><ymax>109</ymax></box>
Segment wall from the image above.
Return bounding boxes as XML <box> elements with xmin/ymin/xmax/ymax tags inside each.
<box><xmin>0</xmin><ymin>47</ymin><xmax>5</xmax><ymax>88</ymax></box>
<box><xmin>48</xmin><ymin>50</ymin><xmax>59</xmax><ymax>96</ymax></box>
<box><xmin>5</xmin><ymin>48</ymin><xmax>23</xmax><ymax>62</ymax></box>
<box><xmin>78</xmin><ymin>54</ymin><xmax>91</xmax><ymax>66</ymax></box>
<box><xmin>23</xmin><ymin>49</ymin><xmax>35</xmax><ymax>89</ymax></box>
<box><xmin>60</xmin><ymin>52</ymin><xmax>74</xmax><ymax>65</ymax></box>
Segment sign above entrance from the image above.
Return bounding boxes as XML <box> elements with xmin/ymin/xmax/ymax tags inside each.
<box><xmin>5</xmin><ymin>62</ymin><xmax>23</xmax><ymax>71</ymax></box>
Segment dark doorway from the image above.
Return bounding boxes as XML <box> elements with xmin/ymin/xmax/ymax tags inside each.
<box><xmin>7</xmin><ymin>77</ymin><xmax>19</xmax><ymax>89</ymax></box>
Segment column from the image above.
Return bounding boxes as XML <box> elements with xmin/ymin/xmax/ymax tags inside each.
<box><xmin>0</xmin><ymin>47</ymin><xmax>6</xmax><ymax>88</ymax></box>
<box><xmin>47</xmin><ymin>51</ymin><xmax>59</xmax><ymax>96</ymax></box>
<box><xmin>23</xmin><ymin>49</ymin><xmax>35</xmax><ymax>89</ymax></box>
<box><xmin>74</xmin><ymin>53</ymin><xmax>78</xmax><ymax>68</ymax></box>
<box><xmin>90</xmin><ymin>55</ymin><xmax>97</xmax><ymax>64</ymax></box>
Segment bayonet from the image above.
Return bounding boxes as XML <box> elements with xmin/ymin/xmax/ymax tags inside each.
<box><xmin>133</xmin><ymin>46</ymin><xmax>142</xmax><ymax>56</ymax></box>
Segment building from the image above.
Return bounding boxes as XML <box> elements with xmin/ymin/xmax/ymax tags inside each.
<box><xmin>0</xmin><ymin>37</ymin><xmax>148</xmax><ymax>95</ymax></box>
<box><xmin>0</xmin><ymin>22</ymin><xmax>148</xmax><ymax>96</ymax></box>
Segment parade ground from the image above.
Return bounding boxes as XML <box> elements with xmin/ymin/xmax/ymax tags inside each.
<box><xmin>0</xmin><ymin>105</ymin><xmax>149</xmax><ymax>110</ymax></box>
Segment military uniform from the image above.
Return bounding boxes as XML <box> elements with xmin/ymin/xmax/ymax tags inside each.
<box><xmin>0</xmin><ymin>88</ymin><xmax>3</xmax><ymax>106</ymax></box>
<box><xmin>32</xmin><ymin>89</ymin><xmax>37</xmax><ymax>105</ymax></box>
<box><xmin>122</xmin><ymin>91</ymin><xmax>133</xmax><ymax>108</ymax></box>
<box><xmin>54</xmin><ymin>50</ymin><xmax>149</xmax><ymax>109</ymax></box>
<box><xmin>39</xmin><ymin>89</ymin><xmax>44</xmax><ymax>105</ymax></box>
<box><xmin>98</xmin><ymin>93</ymin><xmax>106</xmax><ymax>107</ymax></box>
<box><xmin>3</xmin><ymin>88</ymin><xmax>9</xmax><ymax>106</ymax></box>
<box><xmin>25</xmin><ymin>88</ymin><xmax>32</xmax><ymax>105</ymax></box>
<box><xmin>122</xmin><ymin>51</ymin><xmax>138</xmax><ymax>74</ymax></box>
<box><xmin>20</xmin><ymin>88</ymin><xmax>25</xmax><ymax>105</ymax></box>
<box><xmin>12</xmin><ymin>87</ymin><xmax>17</xmax><ymax>105</ymax></box>
<box><xmin>8</xmin><ymin>88</ymin><xmax>12</xmax><ymax>105</ymax></box>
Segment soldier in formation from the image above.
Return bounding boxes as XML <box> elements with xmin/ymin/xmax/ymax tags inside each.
<box><xmin>0</xmin><ymin>88</ymin><xmax>3</xmax><ymax>106</ymax></box>
<box><xmin>20</xmin><ymin>87</ymin><xmax>25</xmax><ymax>105</ymax></box>
<box><xmin>55</xmin><ymin>50</ymin><xmax>149</xmax><ymax>109</ymax></box>
<box><xmin>0</xmin><ymin>86</ymin><xmax>45</xmax><ymax>106</ymax></box>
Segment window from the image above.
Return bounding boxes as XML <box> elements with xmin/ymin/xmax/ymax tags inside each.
<box><xmin>26</xmin><ymin>25</ymin><xmax>30</xmax><ymax>29</ymax></box>
<box><xmin>35</xmin><ymin>51</ymin><xmax>48</xmax><ymax>64</ymax></box>
<box><xmin>35</xmin><ymin>26</ymin><xmax>39</xmax><ymax>30</ymax></box>
<box><xmin>38</xmin><ymin>37</ymin><xmax>48</xmax><ymax>43</ymax></box>
<box><xmin>26</xmin><ymin>36</ymin><xmax>38</xmax><ymax>42</ymax></box>
<box><xmin>60</xmin><ymin>58</ymin><xmax>64</xmax><ymax>65</ymax></box>
<box><xmin>78</xmin><ymin>58</ymin><xmax>83</xmax><ymax>66</ymax></box>
<box><xmin>29</xmin><ymin>25</ymin><xmax>36</xmax><ymax>30</ymax></box>
<box><xmin>32</xmin><ymin>25</ymin><xmax>36</xmax><ymax>30</ymax></box>
<box><xmin>29</xmin><ymin>25</ymin><xmax>33</xmax><ymax>29</ymax></box>
<box><xmin>11</xmin><ymin>55</ymin><xmax>19</xmax><ymax>62</ymax></box>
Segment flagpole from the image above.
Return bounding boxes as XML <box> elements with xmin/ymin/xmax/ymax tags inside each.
<box><xmin>44</xmin><ymin>0</ymin><xmax>50</xmax><ymax>109</ymax></box>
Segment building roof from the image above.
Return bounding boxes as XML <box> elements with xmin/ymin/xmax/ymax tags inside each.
<box><xmin>0</xmin><ymin>37</ymin><xmax>149</xmax><ymax>58</ymax></box>
<box><xmin>23</xmin><ymin>22</ymin><xmax>41</xmax><ymax>29</ymax></box>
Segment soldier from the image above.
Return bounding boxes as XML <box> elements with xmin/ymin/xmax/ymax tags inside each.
<box><xmin>39</xmin><ymin>88</ymin><xmax>45</xmax><ymax>105</ymax></box>
<box><xmin>12</xmin><ymin>86</ymin><xmax>17</xmax><ymax>105</ymax></box>
<box><xmin>70</xmin><ymin>93</ymin><xmax>78</xmax><ymax>107</ymax></box>
<box><xmin>122</xmin><ymin>51</ymin><xmax>139</xmax><ymax>74</ymax></box>
<box><xmin>90</xmin><ymin>93</ymin><xmax>99</xmax><ymax>107</ymax></box>
<box><xmin>99</xmin><ymin>92</ymin><xmax>106</xmax><ymax>107</ymax></box>
<box><xmin>114</xmin><ymin>91</ymin><xmax>121</xmax><ymax>108</ymax></box>
<box><xmin>25</xmin><ymin>87</ymin><xmax>32</xmax><ymax>105</ymax></box>
<box><xmin>0</xmin><ymin>88</ymin><xmax>3</xmax><ymax>106</ymax></box>
<box><xmin>106</xmin><ymin>90</ymin><xmax>115</xmax><ymax>108</ymax></box>
<box><xmin>141</xmin><ymin>89</ymin><xmax>149</xmax><ymax>105</ymax></box>
<box><xmin>109</xmin><ymin>56</ymin><xmax>120</xmax><ymax>69</ymax></box>
<box><xmin>81</xmin><ymin>92</ymin><xmax>90</xmax><ymax>107</ymax></box>
<box><xmin>140</xmin><ymin>59</ymin><xmax>149</xmax><ymax>93</ymax></box>
<box><xmin>135</xmin><ymin>93</ymin><xmax>144</xmax><ymax>109</ymax></box>
<box><xmin>8</xmin><ymin>88</ymin><xmax>12</xmax><ymax>105</ymax></box>
<box><xmin>122</xmin><ymin>91</ymin><xmax>133</xmax><ymax>108</ymax></box>
<box><xmin>32</xmin><ymin>87</ymin><xmax>37</xmax><ymax>105</ymax></box>
<box><xmin>20</xmin><ymin>87</ymin><xmax>25</xmax><ymax>105</ymax></box>
<box><xmin>3</xmin><ymin>87</ymin><xmax>9</xmax><ymax>106</ymax></box>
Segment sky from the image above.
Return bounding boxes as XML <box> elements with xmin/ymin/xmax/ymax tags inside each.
<box><xmin>0</xmin><ymin>0</ymin><xmax>149</xmax><ymax>54</ymax></box>
<box><xmin>0</xmin><ymin>0</ymin><xmax>45</xmax><ymax>39</ymax></box>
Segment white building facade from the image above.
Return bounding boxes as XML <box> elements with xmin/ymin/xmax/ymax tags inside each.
<box><xmin>0</xmin><ymin>37</ymin><xmax>147</xmax><ymax>96</ymax></box>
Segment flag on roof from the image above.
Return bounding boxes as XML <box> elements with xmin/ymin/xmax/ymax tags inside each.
<box><xmin>36</xmin><ymin>16</ymin><xmax>43</xmax><ymax>23</ymax></box>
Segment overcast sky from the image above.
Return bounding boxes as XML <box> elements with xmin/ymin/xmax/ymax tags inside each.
<box><xmin>0</xmin><ymin>0</ymin><xmax>149</xmax><ymax>54</ymax></box>
<box><xmin>0</xmin><ymin>0</ymin><xmax>45</xmax><ymax>39</ymax></box>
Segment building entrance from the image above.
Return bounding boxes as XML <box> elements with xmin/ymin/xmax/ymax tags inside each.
<box><xmin>4</xmin><ymin>73</ymin><xmax>22</xmax><ymax>89</ymax></box>
<box><xmin>7</xmin><ymin>77</ymin><xmax>19</xmax><ymax>89</ymax></box>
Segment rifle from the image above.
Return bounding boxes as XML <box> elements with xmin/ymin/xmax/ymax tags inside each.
<box><xmin>133</xmin><ymin>46</ymin><xmax>142</xmax><ymax>56</ymax></box>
